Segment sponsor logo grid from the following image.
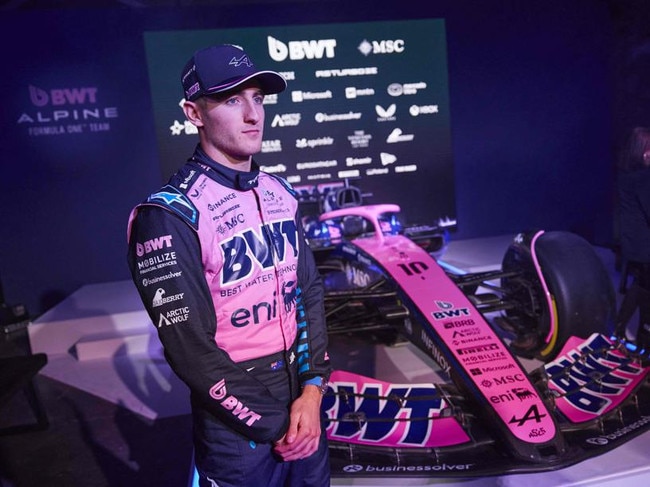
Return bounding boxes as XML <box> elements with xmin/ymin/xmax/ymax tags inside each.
<box><xmin>374</xmin><ymin>246</ymin><xmax>557</xmax><ymax>445</ymax></box>
<box><xmin>427</xmin><ymin>300</ymin><xmax>556</xmax><ymax>442</ymax></box>
<box><xmin>132</xmin><ymin>233</ymin><xmax>190</xmax><ymax>328</ymax></box>
<box><xmin>159</xmin><ymin>26</ymin><xmax>449</xmax><ymax>183</ymax></box>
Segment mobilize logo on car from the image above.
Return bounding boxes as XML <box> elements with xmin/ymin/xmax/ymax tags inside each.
<box><xmin>267</xmin><ymin>35</ymin><xmax>337</xmax><ymax>61</ymax></box>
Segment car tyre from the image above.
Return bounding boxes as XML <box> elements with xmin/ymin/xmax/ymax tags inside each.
<box><xmin>501</xmin><ymin>231</ymin><xmax>616</xmax><ymax>361</ymax></box>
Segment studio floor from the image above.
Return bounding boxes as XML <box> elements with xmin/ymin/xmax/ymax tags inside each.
<box><xmin>1</xmin><ymin>235</ymin><xmax>648</xmax><ymax>487</ymax></box>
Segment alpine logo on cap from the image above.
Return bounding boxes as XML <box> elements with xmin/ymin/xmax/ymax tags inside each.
<box><xmin>230</xmin><ymin>55</ymin><xmax>253</xmax><ymax>68</ymax></box>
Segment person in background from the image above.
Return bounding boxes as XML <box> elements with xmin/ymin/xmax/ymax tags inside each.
<box><xmin>126</xmin><ymin>44</ymin><xmax>331</xmax><ymax>486</ymax></box>
<box><xmin>615</xmin><ymin>126</ymin><xmax>650</xmax><ymax>355</ymax></box>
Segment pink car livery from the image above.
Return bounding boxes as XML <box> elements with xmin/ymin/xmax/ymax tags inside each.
<box><xmin>298</xmin><ymin>189</ymin><xmax>650</xmax><ymax>478</ymax></box>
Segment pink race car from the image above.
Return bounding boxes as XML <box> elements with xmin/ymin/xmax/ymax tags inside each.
<box><xmin>296</xmin><ymin>181</ymin><xmax>650</xmax><ymax>478</ymax></box>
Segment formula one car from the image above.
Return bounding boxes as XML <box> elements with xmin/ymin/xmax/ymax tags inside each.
<box><xmin>295</xmin><ymin>181</ymin><xmax>650</xmax><ymax>478</ymax></box>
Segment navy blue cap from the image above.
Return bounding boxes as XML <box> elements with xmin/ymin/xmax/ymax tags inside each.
<box><xmin>181</xmin><ymin>44</ymin><xmax>287</xmax><ymax>101</ymax></box>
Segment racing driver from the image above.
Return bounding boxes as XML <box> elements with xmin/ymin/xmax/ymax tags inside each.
<box><xmin>126</xmin><ymin>44</ymin><xmax>331</xmax><ymax>486</ymax></box>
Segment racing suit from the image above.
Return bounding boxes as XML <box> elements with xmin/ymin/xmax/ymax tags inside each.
<box><xmin>126</xmin><ymin>146</ymin><xmax>331</xmax><ymax>486</ymax></box>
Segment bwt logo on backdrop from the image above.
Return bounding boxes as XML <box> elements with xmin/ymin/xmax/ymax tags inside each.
<box><xmin>267</xmin><ymin>36</ymin><xmax>337</xmax><ymax>61</ymax></box>
<box><xmin>29</xmin><ymin>85</ymin><xmax>99</xmax><ymax>106</ymax></box>
<box><xmin>17</xmin><ymin>84</ymin><xmax>119</xmax><ymax>136</ymax></box>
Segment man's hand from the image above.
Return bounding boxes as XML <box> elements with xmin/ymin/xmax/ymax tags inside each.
<box><xmin>273</xmin><ymin>385</ymin><xmax>323</xmax><ymax>461</ymax></box>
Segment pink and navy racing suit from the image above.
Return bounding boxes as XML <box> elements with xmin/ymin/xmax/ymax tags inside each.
<box><xmin>126</xmin><ymin>146</ymin><xmax>331</xmax><ymax>485</ymax></box>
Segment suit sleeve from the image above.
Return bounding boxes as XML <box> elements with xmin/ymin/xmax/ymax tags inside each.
<box><xmin>295</xmin><ymin>209</ymin><xmax>332</xmax><ymax>384</ymax></box>
<box><xmin>127</xmin><ymin>205</ymin><xmax>289</xmax><ymax>442</ymax></box>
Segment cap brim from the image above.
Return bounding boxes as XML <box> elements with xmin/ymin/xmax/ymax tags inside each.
<box><xmin>204</xmin><ymin>70</ymin><xmax>287</xmax><ymax>96</ymax></box>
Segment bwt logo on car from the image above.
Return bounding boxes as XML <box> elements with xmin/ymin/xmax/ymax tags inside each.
<box><xmin>432</xmin><ymin>308</ymin><xmax>471</xmax><ymax>320</ymax></box>
<box><xmin>323</xmin><ymin>382</ymin><xmax>446</xmax><ymax>446</ymax></box>
<box><xmin>209</xmin><ymin>379</ymin><xmax>262</xmax><ymax>426</ymax></box>
<box><xmin>546</xmin><ymin>333</ymin><xmax>647</xmax><ymax>415</ymax></box>
<box><xmin>268</xmin><ymin>35</ymin><xmax>337</xmax><ymax>61</ymax></box>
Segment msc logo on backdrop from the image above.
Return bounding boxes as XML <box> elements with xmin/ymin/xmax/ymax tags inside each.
<box><xmin>268</xmin><ymin>35</ymin><xmax>337</xmax><ymax>61</ymax></box>
<box><xmin>358</xmin><ymin>39</ymin><xmax>405</xmax><ymax>56</ymax></box>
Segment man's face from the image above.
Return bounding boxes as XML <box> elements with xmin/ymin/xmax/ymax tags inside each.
<box><xmin>190</xmin><ymin>81</ymin><xmax>266</xmax><ymax>168</ymax></box>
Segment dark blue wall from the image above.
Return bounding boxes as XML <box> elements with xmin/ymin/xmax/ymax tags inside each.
<box><xmin>0</xmin><ymin>1</ymin><xmax>618</xmax><ymax>316</ymax></box>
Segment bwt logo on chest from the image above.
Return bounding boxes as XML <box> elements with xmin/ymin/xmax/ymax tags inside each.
<box><xmin>220</xmin><ymin>220</ymin><xmax>299</xmax><ymax>284</ymax></box>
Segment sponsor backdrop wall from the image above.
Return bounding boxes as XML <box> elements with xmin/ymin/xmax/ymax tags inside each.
<box><xmin>0</xmin><ymin>0</ymin><xmax>613</xmax><ymax>317</ymax></box>
<box><xmin>145</xmin><ymin>20</ymin><xmax>455</xmax><ymax>227</ymax></box>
